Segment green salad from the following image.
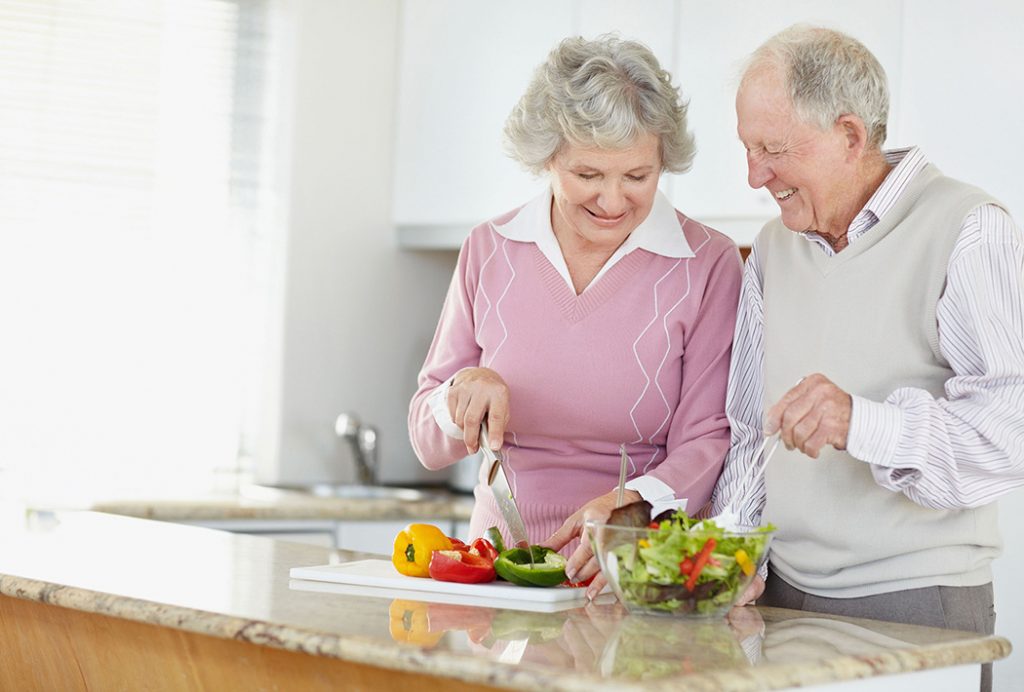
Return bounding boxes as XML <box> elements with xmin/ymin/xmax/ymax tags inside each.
<box><xmin>610</xmin><ymin>511</ymin><xmax>773</xmax><ymax>615</ymax></box>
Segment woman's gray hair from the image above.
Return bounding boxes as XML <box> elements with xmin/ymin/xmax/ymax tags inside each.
<box><xmin>503</xmin><ymin>35</ymin><xmax>695</xmax><ymax>175</ymax></box>
<box><xmin>744</xmin><ymin>25</ymin><xmax>889</xmax><ymax>148</ymax></box>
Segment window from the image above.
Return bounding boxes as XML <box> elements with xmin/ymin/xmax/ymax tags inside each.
<box><xmin>0</xmin><ymin>0</ymin><xmax>286</xmax><ymax>501</ymax></box>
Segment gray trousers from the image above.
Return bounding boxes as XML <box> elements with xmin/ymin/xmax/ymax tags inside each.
<box><xmin>761</xmin><ymin>567</ymin><xmax>996</xmax><ymax>692</ymax></box>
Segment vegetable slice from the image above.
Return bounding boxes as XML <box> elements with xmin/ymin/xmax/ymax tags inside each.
<box><xmin>428</xmin><ymin>550</ymin><xmax>496</xmax><ymax>584</ymax></box>
<box><xmin>484</xmin><ymin>526</ymin><xmax>506</xmax><ymax>553</ymax></box>
<box><xmin>494</xmin><ymin>546</ymin><xmax>567</xmax><ymax>587</ymax></box>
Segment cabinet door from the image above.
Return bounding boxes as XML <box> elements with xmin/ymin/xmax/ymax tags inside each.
<box><xmin>393</xmin><ymin>1</ymin><xmax>571</xmax><ymax>231</ymax></box>
<box><xmin>393</xmin><ymin>0</ymin><xmax>681</xmax><ymax>247</ymax></box>
<box><xmin>897</xmin><ymin>0</ymin><xmax>1024</xmax><ymax>220</ymax></box>
<box><xmin>671</xmin><ymin>1</ymin><xmax>903</xmax><ymax>245</ymax></box>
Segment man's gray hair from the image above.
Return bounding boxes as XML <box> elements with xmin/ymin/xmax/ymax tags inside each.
<box><xmin>745</xmin><ymin>25</ymin><xmax>889</xmax><ymax>148</ymax></box>
<box><xmin>504</xmin><ymin>35</ymin><xmax>695</xmax><ymax>175</ymax></box>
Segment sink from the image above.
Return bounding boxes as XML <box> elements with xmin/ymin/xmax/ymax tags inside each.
<box><xmin>241</xmin><ymin>483</ymin><xmax>441</xmax><ymax>503</ymax></box>
<box><xmin>307</xmin><ymin>484</ymin><xmax>437</xmax><ymax>501</ymax></box>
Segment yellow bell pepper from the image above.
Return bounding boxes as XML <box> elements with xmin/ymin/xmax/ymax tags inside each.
<box><xmin>388</xmin><ymin>599</ymin><xmax>444</xmax><ymax>647</ymax></box>
<box><xmin>735</xmin><ymin>549</ymin><xmax>755</xmax><ymax>577</ymax></box>
<box><xmin>392</xmin><ymin>523</ymin><xmax>452</xmax><ymax>578</ymax></box>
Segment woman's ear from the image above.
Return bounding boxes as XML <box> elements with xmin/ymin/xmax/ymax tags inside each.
<box><xmin>836</xmin><ymin>113</ymin><xmax>869</xmax><ymax>162</ymax></box>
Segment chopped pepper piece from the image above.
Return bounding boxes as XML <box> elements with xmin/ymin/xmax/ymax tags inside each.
<box><xmin>484</xmin><ymin>526</ymin><xmax>505</xmax><ymax>553</ymax></box>
<box><xmin>392</xmin><ymin>523</ymin><xmax>452</xmax><ymax>578</ymax></box>
<box><xmin>684</xmin><ymin>537</ymin><xmax>717</xmax><ymax>591</ymax></box>
<box><xmin>429</xmin><ymin>550</ymin><xmax>497</xmax><ymax>583</ymax></box>
<box><xmin>494</xmin><ymin>546</ymin><xmax>567</xmax><ymax>587</ymax></box>
<box><xmin>735</xmin><ymin>549</ymin><xmax>755</xmax><ymax>576</ymax></box>
<box><xmin>471</xmin><ymin>537</ymin><xmax>500</xmax><ymax>562</ymax></box>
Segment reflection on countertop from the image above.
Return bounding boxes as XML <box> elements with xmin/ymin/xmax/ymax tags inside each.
<box><xmin>0</xmin><ymin>509</ymin><xmax>1010</xmax><ymax>691</ymax></box>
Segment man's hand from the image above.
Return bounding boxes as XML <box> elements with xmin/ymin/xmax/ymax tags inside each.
<box><xmin>765</xmin><ymin>373</ymin><xmax>851</xmax><ymax>458</ymax></box>
<box><xmin>447</xmin><ymin>367</ymin><xmax>510</xmax><ymax>454</ymax></box>
<box><xmin>734</xmin><ymin>574</ymin><xmax>765</xmax><ymax>606</ymax></box>
<box><xmin>543</xmin><ymin>489</ymin><xmax>642</xmax><ymax>600</ymax></box>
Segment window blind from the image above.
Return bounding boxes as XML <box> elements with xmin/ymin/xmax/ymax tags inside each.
<box><xmin>0</xmin><ymin>0</ymin><xmax>285</xmax><ymax>500</ymax></box>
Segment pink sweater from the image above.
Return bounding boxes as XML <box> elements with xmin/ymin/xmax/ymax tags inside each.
<box><xmin>409</xmin><ymin>200</ymin><xmax>742</xmax><ymax>547</ymax></box>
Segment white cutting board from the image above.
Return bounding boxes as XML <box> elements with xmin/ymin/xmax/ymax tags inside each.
<box><xmin>289</xmin><ymin>559</ymin><xmax>588</xmax><ymax>605</ymax></box>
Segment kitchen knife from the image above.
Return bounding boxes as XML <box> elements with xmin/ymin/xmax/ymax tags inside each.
<box><xmin>480</xmin><ymin>422</ymin><xmax>532</xmax><ymax>559</ymax></box>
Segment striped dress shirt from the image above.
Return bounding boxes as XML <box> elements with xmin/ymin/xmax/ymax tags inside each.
<box><xmin>712</xmin><ymin>147</ymin><xmax>1024</xmax><ymax>527</ymax></box>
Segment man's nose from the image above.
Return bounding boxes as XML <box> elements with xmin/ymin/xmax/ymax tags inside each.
<box><xmin>746</xmin><ymin>152</ymin><xmax>772</xmax><ymax>190</ymax></box>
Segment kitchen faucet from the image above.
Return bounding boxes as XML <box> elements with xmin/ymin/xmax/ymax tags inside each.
<box><xmin>335</xmin><ymin>413</ymin><xmax>379</xmax><ymax>485</ymax></box>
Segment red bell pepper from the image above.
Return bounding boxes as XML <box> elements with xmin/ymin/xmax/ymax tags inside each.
<box><xmin>470</xmin><ymin>537</ymin><xmax>499</xmax><ymax>562</ymax></box>
<box><xmin>448</xmin><ymin>537</ymin><xmax>470</xmax><ymax>552</ymax></box>
<box><xmin>428</xmin><ymin>550</ymin><xmax>497</xmax><ymax>584</ymax></box>
<box><xmin>685</xmin><ymin>537</ymin><xmax>717</xmax><ymax>591</ymax></box>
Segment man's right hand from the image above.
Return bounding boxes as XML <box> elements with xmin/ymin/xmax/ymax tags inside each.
<box><xmin>447</xmin><ymin>367</ymin><xmax>510</xmax><ymax>454</ymax></box>
<box><xmin>735</xmin><ymin>575</ymin><xmax>765</xmax><ymax>606</ymax></box>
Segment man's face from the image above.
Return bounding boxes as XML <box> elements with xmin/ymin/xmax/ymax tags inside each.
<box><xmin>736</xmin><ymin>67</ymin><xmax>852</xmax><ymax>235</ymax></box>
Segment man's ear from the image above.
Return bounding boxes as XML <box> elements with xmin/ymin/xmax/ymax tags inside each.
<box><xmin>836</xmin><ymin>113</ymin><xmax>869</xmax><ymax>161</ymax></box>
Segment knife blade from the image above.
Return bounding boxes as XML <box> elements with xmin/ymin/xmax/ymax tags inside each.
<box><xmin>480</xmin><ymin>422</ymin><xmax>532</xmax><ymax>560</ymax></box>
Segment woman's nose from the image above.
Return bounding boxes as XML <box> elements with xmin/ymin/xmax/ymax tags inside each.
<box><xmin>596</xmin><ymin>183</ymin><xmax>626</xmax><ymax>216</ymax></box>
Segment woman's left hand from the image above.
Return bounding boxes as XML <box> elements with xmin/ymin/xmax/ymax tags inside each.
<box><xmin>543</xmin><ymin>489</ymin><xmax>641</xmax><ymax>599</ymax></box>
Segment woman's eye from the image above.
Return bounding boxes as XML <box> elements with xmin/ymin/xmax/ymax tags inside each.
<box><xmin>627</xmin><ymin>174</ymin><xmax>649</xmax><ymax>183</ymax></box>
<box><xmin>577</xmin><ymin>173</ymin><xmax>598</xmax><ymax>181</ymax></box>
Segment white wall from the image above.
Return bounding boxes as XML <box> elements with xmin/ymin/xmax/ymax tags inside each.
<box><xmin>260</xmin><ymin>0</ymin><xmax>456</xmax><ymax>487</ymax></box>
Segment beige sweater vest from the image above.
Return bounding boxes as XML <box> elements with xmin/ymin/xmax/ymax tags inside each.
<box><xmin>759</xmin><ymin>164</ymin><xmax>1002</xmax><ymax>598</ymax></box>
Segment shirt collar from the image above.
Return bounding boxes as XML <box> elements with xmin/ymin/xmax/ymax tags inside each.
<box><xmin>492</xmin><ymin>187</ymin><xmax>694</xmax><ymax>259</ymax></box>
<box><xmin>800</xmin><ymin>146</ymin><xmax>929</xmax><ymax>254</ymax></box>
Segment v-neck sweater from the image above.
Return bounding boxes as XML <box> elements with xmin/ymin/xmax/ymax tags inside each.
<box><xmin>409</xmin><ymin>203</ymin><xmax>742</xmax><ymax>546</ymax></box>
<box><xmin>760</xmin><ymin>164</ymin><xmax>1003</xmax><ymax>597</ymax></box>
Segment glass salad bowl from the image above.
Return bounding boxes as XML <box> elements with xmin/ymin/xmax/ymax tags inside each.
<box><xmin>585</xmin><ymin>515</ymin><xmax>774</xmax><ymax>618</ymax></box>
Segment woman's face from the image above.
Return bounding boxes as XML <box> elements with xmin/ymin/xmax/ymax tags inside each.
<box><xmin>547</xmin><ymin>133</ymin><xmax>662</xmax><ymax>255</ymax></box>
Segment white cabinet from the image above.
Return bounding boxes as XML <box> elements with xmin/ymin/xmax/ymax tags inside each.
<box><xmin>393</xmin><ymin>0</ymin><xmax>676</xmax><ymax>248</ymax></box>
<box><xmin>670</xmin><ymin>1</ymin><xmax>903</xmax><ymax>245</ymax></box>
<box><xmin>393</xmin><ymin>0</ymin><xmax>569</xmax><ymax>241</ymax></box>
<box><xmin>896</xmin><ymin>0</ymin><xmax>1024</xmax><ymax>222</ymax></box>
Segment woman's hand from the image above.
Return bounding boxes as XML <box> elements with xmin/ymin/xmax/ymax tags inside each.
<box><xmin>543</xmin><ymin>489</ymin><xmax>642</xmax><ymax>599</ymax></box>
<box><xmin>447</xmin><ymin>367</ymin><xmax>510</xmax><ymax>454</ymax></box>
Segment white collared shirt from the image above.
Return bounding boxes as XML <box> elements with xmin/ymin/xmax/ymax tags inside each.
<box><xmin>491</xmin><ymin>187</ymin><xmax>694</xmax><ymax>293</ymax></box>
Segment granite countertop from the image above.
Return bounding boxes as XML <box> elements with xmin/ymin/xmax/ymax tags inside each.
<box><xmin>0</xmin><ymin>509</ymin><xmax>1010</xmax><ymax>691</ymax></box>
<box><xmin>81</xmin><ymin>484</ymin><xmax>475</xmax><ymax>522</ymax></box>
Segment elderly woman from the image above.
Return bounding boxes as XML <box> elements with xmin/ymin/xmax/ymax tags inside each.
<box><xmin>408</xmin><ymin>36</ymin><xmax>742</xmax><ymax>597</ymax></box>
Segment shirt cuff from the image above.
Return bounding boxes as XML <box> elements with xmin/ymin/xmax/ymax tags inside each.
<box><xmin>624</xmin><ymin>476</ymin><xmax>676</xmax><ymax>502</ymax></box>
<box><xmin>426</xmin><ymin>378</ymin><xmax>463</xmax><ymax>439</ymax></box>
<box><xmin>847</xmin><ymin>395</ymin><xmax>903</xmax><ymax>467</ymax></box>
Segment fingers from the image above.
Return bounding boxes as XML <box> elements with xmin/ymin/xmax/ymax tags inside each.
<box><xmin>486</xmin><ymin>399</ymin><xmax>509</xmax><ymax>451</ymax></box>
<box><xmin>447</xmin><ymin>368</ymin><xmax>510</xmax><ymax>454</ymax></box>
<box><xmin>765</xmin><ymin>373</ymin><xmax>852</xmax><ymax>458</ymax></box>
<box><xmin>734</xmin><ymin>575</ymin><xmax>765</xmax><ymax>606</ymax></box>
<box><xmin>586</xmin><ymin>572</ymin><xmax>607</xmax><ymax>601</ymax></box>
<box><xmin>542</xmin><ymin>512</ymin><xmax>581</xmax><ymax>553</ymax></box>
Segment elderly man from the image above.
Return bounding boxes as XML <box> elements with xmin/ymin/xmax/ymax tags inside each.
<box><xmin>711</xmin><ymin>25</ymin><xmax>1024</xmax><ymax>691</ymax></box>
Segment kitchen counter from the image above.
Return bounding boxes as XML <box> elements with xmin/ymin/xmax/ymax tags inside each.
<box><xmin>0</xmin><ymin>509</ymin><xmax>1009</xmax><ymax>691</ymax></box>
<box><xmin>83</xmin><ymin>484</ymin><xmax>475</xmax><ymax>522</ymax></box>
